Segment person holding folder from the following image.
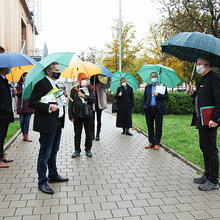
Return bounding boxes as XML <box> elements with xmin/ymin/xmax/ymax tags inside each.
<box><xmin>143</xmin><ymin>72</ymin><xmax>168</xmax><ymax>150</ymax></box>
<box><xmin>187</xmin><ymin>57</ymin><xmax>220</xmax><ymax>191</ymax></box>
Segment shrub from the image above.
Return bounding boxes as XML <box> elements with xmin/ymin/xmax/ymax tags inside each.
<box><xmin>106</xmin><ymin>91</ymin><xmax>115</xmax><ymax>103</ymax></box>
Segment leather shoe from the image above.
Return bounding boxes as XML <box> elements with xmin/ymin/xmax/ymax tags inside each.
<box><xmin>38</xmin><ymin>184</ymin><xmax>54</xmax><ymax>194</ymax></box>
<box><xmin>193</xmin><ymin>175</ymin><xmax>207</xmax><ymax>184</ymax></box>
<box><xmin>48</xmin><ymin>175</ymin><xmax>69</xmax><ymax>183</ymax></box>
<box><xmin>95</xmin><ymin>134</ymin><xmax>100</xmax><ymax>141</ymax></box>
<box><xmin>0</xmin><ymin>161</ymin><xmax>9</xmax><ymax>168</ymax></box>
<box><xmin>126</xmin><ymin>131</ymin><xmax>133</xmax><ymax>136</ymax></box>
<box><xmin>72</xmin><ymin>151</ymin><xmax>80</xmax><ymax>158</ymax></box>
<box><xmin>145</xmin><ymin>144</ymin><xmax>154</xmax><ymax>149</ymax></box>
<box><xmin>154</xmin><ymin>145</ymin><xmax>160</xmax><ymax>150</ymax></box>
<box><xmin>198</xmin><ymin>180</ymin><xmax>219</xmax><ymax>191</ymax></box>
<box><xmin>86</xmin><ymin>151</ymin><xmax>92</xmax><ymax>157</ymax></box>
<box><xmin>2</xmin><ymin>157</ymin><xmax>13</xmax><ymax>163</ymax></box>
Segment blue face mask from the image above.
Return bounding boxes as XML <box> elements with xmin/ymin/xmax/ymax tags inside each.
<box><xmin>151</xmin><ymin>77</ymin><xmax>157</xmax><ymax>83</ymax></box>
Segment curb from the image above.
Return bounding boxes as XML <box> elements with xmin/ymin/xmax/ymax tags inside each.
<box><xmin>4</xmin><ymin>129</ymin><xmax>21</xmax><ymax>151</ymax></box>
<box><xmin>105</xmin><ymin>108</ymin><xmax>204</xmax><ymax>174</ymax></box>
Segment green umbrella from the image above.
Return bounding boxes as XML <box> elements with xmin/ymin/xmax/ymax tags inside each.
<box><xmin>110</xmin><ymin>72</ymin><xmax>138</xmax><ymax>94</ymax></box>
<box><xmin>22</xmin><ymin>52</ymin><xmax>74</xmax><ymax>100</ymax></box>
<box><xmin>138</xmin><ymin>64</ymin><xmax>181</xmax><ymax>88</ymax></box>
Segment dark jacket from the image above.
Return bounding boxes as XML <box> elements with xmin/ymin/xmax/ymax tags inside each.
<box><xmin>28</xmin><ymin>77</ymin><xmax>65</xmax><ymax>134</ymax></box>
<box><xmin>16</xmin><ymin>82</ymin><xmax>35</xmax><ymax>114</ymax></box>
<box><xmin>68</xmin><ymin>85</ymin><xmax>95</xmax><ymax>120</ymax></box>
<box><xmin>191</xmin><ymin>70</ymin><xmax>220</xmax><ymax>128</ymax></box>
<box><xmin>115</xmin><ymin>85</ymin><xmax>134</xmax><ymax>128</ymax></box>
<box><xmin>0</xmin><ymin>75</ymin><xmax>14</xmax><ymax>124</ymax></box>
<box><xmin>143</xmin><ymin>84</ymin><xmax>169</xmax><ymax>115</ymax></box>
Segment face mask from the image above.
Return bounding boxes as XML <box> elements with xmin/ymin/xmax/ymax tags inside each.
<box><xmin>151</xmin><ymin>77</ymin><xmax>157</xmax><ymax>83</ymax></box>
<box><xmin>196</xmin><ymin>65</ymin><xmax>205</xmax><ymax>75</ymax></box>
<box><xmin>121</xmin><ymin>82</ymin><xmax>126</xmax><ymax>87</ymax></box>
<box><xmin>81</xmin><ymin>79</ymin><xmax>87</xmax><ymax>87</ymax></box>
<box><xmin>52</xmin><ymin>72</ymin><xmax>61</xmax><ymax>79</ymax></box>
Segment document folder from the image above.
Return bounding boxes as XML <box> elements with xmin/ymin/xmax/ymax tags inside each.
<box><xmin>200</xmin><ymin>106</ymin><xmax>215</xmax><ymax>126</ymax></box>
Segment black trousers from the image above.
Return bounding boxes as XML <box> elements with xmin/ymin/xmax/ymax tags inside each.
<box><xmin>92</xmin><ymin>104</ymin><xmax>103</xmax><ymax>137</ymax></box>
<box><xmin>199</xmin><ymin>127</ymin><xmax>219</xmax><ymax>184</ymax></box>
<box><xmin>74</xmin><ymin>117</ymin><xmax>93</xmax><ymax>152</ymax></box>
<box><xmin>0</xmin><ymin>123</ymin><xmax>9</xmax><ymax>160</ymax></box>
<box><xmin>145</xmin><ymin>108</ymin><xmax>163</xmax><ymax>145</ymax></box>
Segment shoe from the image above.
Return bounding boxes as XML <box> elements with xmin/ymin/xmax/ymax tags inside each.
<box><xmin>23</xmin><ymin>133</ymin><xmax>32</xmax><ymax>142</ymax></box>
<box><xmin>95</xmin><ymin>134</ymin><xmax>100</xmax><ymax>141</ymax></box>
<box><xmin>145</xmin><ymin>144</ymin><xmax>154</xmax><ymax>149</ymax></box>
<box><xmin>193</xmin><ymin>175</ymin><xmax>207</xmax><ymax>184</ymax></box>
<box><xmin>0</xmin><ymin>161</ymin><xmax>9</xmax><ymax>168</ymax></box>
<box><xmin>48</xmin><ymin>175</ymin><xmax>69</xmax><ymax>183</ymax></box>
<box><xmin>126</xmin><ymin>129</ymin><xmax>133</xmax><ymax>136</ymax></box>
<box><xmin>2</xmin><ymin>157</ymin><xmax>13</xmax><ymax>163</ymax></box>
<box><xmin>72</xmin><ymin>151</ymin><xmax>80</xmax><ymax>158</ymax></box>
<box><xmin>38</xmin><ymin>184</ymin><xmax>54</xmax><ymax>194</ymax></box>
<box><xmin>198</xmin><ymin>180</ymin><xmax>219</xmax><ymax>191</ymax></box>
<box><xmin>154</xmin><ymin>145</ymin><xmax>160</xmax><ymax>150</ymax></box>
<box><xmin>121</xmin><ymin>128</ymin><xmax>126</xmax><ymax>134</ymax></box>
<box><xmin>86</xmin><ymin>151</ymin><xmax>92</xmax><ymax>157</ymax></box>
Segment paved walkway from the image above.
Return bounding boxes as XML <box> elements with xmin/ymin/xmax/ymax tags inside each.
<box><xmin>1</xmin><ymin>110</ymin><xmax>220</xmax><ymax>220</ymax></box>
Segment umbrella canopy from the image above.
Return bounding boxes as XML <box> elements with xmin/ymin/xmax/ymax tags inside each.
<box><xmin>97</xmin><ymin>65</ymin><xmax>113</xmax><ymax>77</ymax></box>
<box><xmin>0</xmin><ymin>52</ymin><xmax>36</xmax><ymax>68</ymax></box>
<box><xmin>161</xmin><ymin>32</ymin><xmax>220</xmax><ymax>68</ymax></box>
<box><xmin>22</xmin><ymin>52</ymin><xmax>74</xmax><ymax>100</ymax></box>
<box><xmin>110</xmin><ymin>72</ymin><xmax>138</xmax><ymax>94</ymax></box>
<box><xmin>6</xmin><ymin>65</ymin><xmax>34</xmax><ymax>82</ymax></box>
<box><xmin>60</xmin><ymin>61</ymin><xmax>101</xmax><ymax>79</ymax></box>
<box><xmin>138</xmin><ymin>64</ymin><xmax>181</xmax><ymax>88</ymax></box>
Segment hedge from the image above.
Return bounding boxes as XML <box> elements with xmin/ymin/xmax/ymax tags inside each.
<box><xmin>107</xmin><ymin>90</ymin><xmax>194</xmax><ymax>115</ymax></box>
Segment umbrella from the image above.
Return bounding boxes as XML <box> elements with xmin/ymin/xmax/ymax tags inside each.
<box><xmin>0</xmin><ymin>52</ymin><xmax>36</xmax><ymax>68</ymax></box>
<box><xmin>6</xmin><ymin>65</ymin><xmax>34</xmax><ymax>82</ymax></box>
<box><xmin>22</xmin><ymin>52</ymin><xmax>74</xmax><ymax>100</ymax></box>
<box><xmin>110</xmin><ymin>72</ymin><xmax>138</xmax><ymax>94</ymax></box>
<box><xmin>138</xmin><ymin>64</ymin><xmax>181</xmax><ymax>88</ymax></box>
<box><xmin>97</xmin><ymin>65</ymin><xmax>113</xmax><ymax>77</ymax></box>
<box><xmin>161</xmin><ymin>32</ymin><xmax>220</xmax><ymax>68</ymax></box>
<box><xmin>60</xmin><ymin>61</ymin><xmax>101</xmax><ymax>79</ymax></box>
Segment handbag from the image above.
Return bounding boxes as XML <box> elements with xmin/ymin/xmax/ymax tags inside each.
<box><xmin>112</xmin><ymin>101</ymin><xmax>118</xmax><ymax>113</ymax></box>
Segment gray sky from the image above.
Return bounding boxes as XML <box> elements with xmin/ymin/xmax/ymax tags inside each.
<box><xmin>37</xmin><ymin>0</ymin><xmax>160</xmax><ymax>56</ymax></box>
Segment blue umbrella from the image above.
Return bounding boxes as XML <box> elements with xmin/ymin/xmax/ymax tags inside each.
<box><xmin>0</xmin><ymin>52</ymin><xmax>37</xmax><ymax>68</ymax></box>
<box><xmin>97</xmin><ymin>65</ymin><xmax>113</xmax><ymax>77</ymax></box>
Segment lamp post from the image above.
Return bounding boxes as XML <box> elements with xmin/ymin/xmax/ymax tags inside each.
<box><xmin>119</xmin><ymin>0</ymin><xmax>122</xmax><ymax>72</ymax></box>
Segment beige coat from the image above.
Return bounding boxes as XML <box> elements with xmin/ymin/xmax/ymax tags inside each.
<box><xmin>92</xmin><ymin>77</ymin><xmax>112</xmax><ymax>110</ymax></box>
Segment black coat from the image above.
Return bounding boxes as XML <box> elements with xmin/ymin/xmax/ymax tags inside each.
<box><xmin>191</xmin><ymin>70</ymin><xmax>220</xmax><ymax>129</ymax></box>
<box><xmin>68</xmin><ymin>85</ymin><xmax>95</xmax><ymax>120</ymax></box>
<box><xmin>115</xmin><ymin>85</ymin><xmax>134</xmax><ymax>128</ymax></box>
<box><xmin>143</xmin><ymin>84</ymin><xmax>169</xmax><ymax>115</ymax></box>
<box><xmin>28</xmin><ymin>77</ymin><xmax>65</xmax><ymax>134</ymax></box>
<box><xmin>0</xmin><ymin>75</ymin><xmax>14</xmax><ymax>124</ymax></box>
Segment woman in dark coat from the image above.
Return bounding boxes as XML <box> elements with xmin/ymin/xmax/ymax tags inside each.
<box><xmin>115</xmin><ymin>78</ymin><xmax>134</xmax><ymax>136</ymax></box>
<box><xmin>16</xmin><ymin>72</ymin><xmax>35</xmax><ymax>142</ymax></box>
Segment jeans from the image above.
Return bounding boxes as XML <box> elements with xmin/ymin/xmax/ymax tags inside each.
<box><xmin>0</xmin><ymin>123</ymin><xmax>9</xmax><ymax>160</ymax></box>
<box><xmin>37</xmin><ymin>120</ymin><xmax>62</xmax><ymax>185</ymax></box>
<box><xmin>19</xmin><ymin>113</ymin><xmax>31</xmax><ymax>133</ymax></box>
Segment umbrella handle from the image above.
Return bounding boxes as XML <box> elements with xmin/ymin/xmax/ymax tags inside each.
<box><xmin>67</xmin><ymin>94</ymin><xmax>73</xmax><ymax>102</ymax></box>
<box><xmin>190</xmin><ymin>63</ymin><xmax>196</xmax><ymax>83</ymax></box>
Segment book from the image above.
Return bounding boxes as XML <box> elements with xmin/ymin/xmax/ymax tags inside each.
<box><xmin>200</xmin><ymin>106</ymin><xmax>215</xmax><ymax>126</ymax></box>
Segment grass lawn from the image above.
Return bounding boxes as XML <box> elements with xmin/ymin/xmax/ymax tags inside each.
<box><xmin>133</xmin><ymin>113</ymin><xmax>220</xmax><ymax>170</ymax></box>
<box><xmin>5</xmin><ymin>122</ymin><xmax>20</xmax><ymax>144</ymax></box>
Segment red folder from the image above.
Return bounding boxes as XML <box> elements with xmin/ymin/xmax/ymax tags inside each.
<box><xmin>200</xmin><ymin>106</ymin><xmax>215</xmax><ymax>126</ymax></box>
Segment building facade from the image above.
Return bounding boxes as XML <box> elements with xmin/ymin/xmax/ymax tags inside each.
<box><xmin>0</xmin><ymin>0</ymin><xmax>37</xmax><ymax>55</ymax></box>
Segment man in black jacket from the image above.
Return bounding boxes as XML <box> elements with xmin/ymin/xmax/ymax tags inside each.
<box><xmin>187</xmin><ymin>57</ymin><xmax>220</xmax><ymax>191</ymax></box>
<box><xmin>143</xmin><ymin>72</ymin><xmax>169</xmax><ymax>150</ymax></box>
<box><xmin>0</xmin><ymin>68</ymin><xmax>15</xmax><ymax>168</ymax></box>
<box><xmin>68</xmin><ymin>73</ymin><xmax>95</xmax><ymax>158</ymax></box>
<box><xmin>28</xmin><ymin>62</ymin><xmax>68</xmax><ymax>194</ymax></box>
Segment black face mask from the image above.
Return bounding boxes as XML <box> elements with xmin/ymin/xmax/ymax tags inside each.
<box><xmin>52</xmin><ymin>72</ymin><xmax>61</xmax><ymax>79</ymax></box>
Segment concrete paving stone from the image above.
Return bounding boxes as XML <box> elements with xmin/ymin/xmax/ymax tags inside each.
<box><xmin>141</xmin><ymin>215</ymin><xmax>160</xmax><ymax>220</ymax></box>
<box><xmin>0</xmin><ymin>208</ymin><xmax>15</xmax><ymax>217</ymax></box>
<box><xmin>4</xmin><ymin>194</ymin><xmax>21</xmax><ymax>201</ymax></box>
<box><xmin>9</xmin><ymin>201</ymin><xmax>26</xmax><ymax>208</ymax></box>
<box><xmin>33</xmin><ymin>206</ymin><xmax>50</xmax><ymax>215</ymax></box>
<box><xmin>76</xmin><ymin>196</ymin><xmax>92</xmax><ymax>204</ymax></box>
<box><xmin>176</xmin><ymin>196</ymin><xmax>195</xmax><ymax>203</ymax></box>
<box><xmin>82</xmin><ymin>190</ymin><xmax>97</xmax><ymax>197</ymax></box>
<box><xmin>163</xmin><ymin>190</ymin><xmax>181</xmax><ymax>197</ymax></box>
<box><xmin>128</xmin><ymin>207</ymin><xmax>147</xmax><ymax>216</ymax></box>
<box><xmin>94</xmin><ymin>210</ymin><xmax>113</xmax><ymax>219</ymax></box>
<box><xmin>60</xmin><ymin>197</ymin><xmax>75</xmax><ymax>205</ymax></box>
<box><xmin>149</xmin><ymin>192</ymin><xmax>166</xmax><ymax>199</ymax></box>
<box><xmin>84</xmin><ymin>203</ymin><xmax>101</xmax><ymax>211</ymax></box>
<box><xmin>3</xmin><ymin>217</ymin><xmax>22</xmax><ymax>220</ymax></box>
<box><xmin>20</xmin><ymin>194</ymin><xmax>37</xmax><ymax>200</ymax></box>
<box><xmin>41</xmin><ymin>213</ymin><xmax>58</xmax><ymax>220</ymax></box>
<box><xmin>135</xmin><ymin>193</ymin><xmax>152</xmax><ymax>200</ymax></box>
<box><xmin>190</xmin><ymin>210</ymin><xmax>211</xmax><ymax>219</ymax></box>
<box><xmin>59</xmin><ymin>212</ymin><xmax>77</xmax><ymax>220</ymax></box>
<box><xmin>148</xmin><ymin>198</ymin><xmax>165</xmax><ymax>206</ymax></box>
<box><xmin>100</xmin><ymin>201</ymin><xmax>117</xmax><ymax>210</ymax></box>
<box><xmin>206</xmin><ymin>209</ymin><xmax>220</xmax><ymax>218</ymax></box>
<box><xmin>124</xmin><ymin>217</ymin><xmax>141</xmax><ymax>220</ymax></box>
<box><xmin>91</xmin><ymin>195</ymin><xmax>107</xmax><ymax>203</ymax></box>
<box><xmin>176</xmin><ymin>203</ymin><xmax>195</xmax><ymax>212</ymax></box>
<box><xmin>15</xmin><ymin>207</ymin><xmax>33</xmax><ymax>216</ymax></box>
<box><xmin>160</xmin><ymin>204</ymin><xmax>179</xmax><ymax>213</ymax></box>
<box><xmin>111</xmin><ymin>188</ymin><xmax>127</xmax><ymax>195</ymax></box>
<box><xmin>15</xmin><ymin>188</ymin><xmax>31</xmax><ymax>194</ymax></box>
<box><xmin>43</xmin><ymin>198</ymin><xmax>59</xmax><ymax>206</ymax></box>
<box><xmin>174</xmin><ymin>211</ymin><xmax>196</xmax><ymax>220</ymax></box>
<box><xmin>206</xmin><ymin>201</ymin><xmax>220</xmax><ymax>209</ymax></box>
<box><xmin>190</xmin><ymin>195</ymin><xmax>210</xmax><ymax>203</ymax></box>
<box><xmin>116</xmin><ymin>200</ymin><xmax>134</xmax><ymax>209</ymax></box>
<box><xmin>0</xmin><ymin>189</ymin><xmax>16</xmax><ymax>195</ymax></box>
<box><xmin>50</xmin><ymin>205</ymin><xmax>67</xmax><ymax>213</ymax></box>
<box><xmin>112</xmin><ymin>208</ymin><xmax>130</xmax><ymax>218</ymax></box>
<box><xmin>157</xmin><ymin>213</ymin><xmax>179</xmax><ymax>220</ymax></box>
<box><xmin>68</xmin><ymin>204</ymin><xmax>84</xmax><ymax>212</ymax></box>
<box><xmin>26</xmin><ymin>199</ymin><xmax>43</xmax><ymax>207</ymax></box>
<box><xmin>67</xmin><ymin>191</ymin><xmax>82</xmax><ymax>198</ymax></box>
<box><xmin>144</xmin><ymin>206</ymin><xmax>164</xmax><ymax>215</ymax></box>
<box><xmin>132</xmin><ymin>199</ymin><xmax>149</xmax><ymax>208</ymax></box>
<box><xmin>77</xmin><ymin>211</ymin><xmax>95</xmax><ymax>220</ymax></box>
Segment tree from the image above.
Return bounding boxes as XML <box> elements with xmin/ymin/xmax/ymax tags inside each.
<box><xmin>102</xmin><ymin>19</ymin><xmax>143</xmax><ymax>76</ymax></box>
<box><xmin>77</xmin><ymin>47</ymin><xmax>100</xmax><ymax>64</ymax></box>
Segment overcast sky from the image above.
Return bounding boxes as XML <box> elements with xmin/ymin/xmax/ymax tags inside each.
<box><xmin>37</xmin><ymin>0</ymin><xmax>160</xmax><ymax>57</ymax></box>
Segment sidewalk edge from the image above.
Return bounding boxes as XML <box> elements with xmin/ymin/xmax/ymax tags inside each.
<box><xmin>4</xmin><ymin>129</ymin><xmax>21</xmax><ymax>151</ymax></box>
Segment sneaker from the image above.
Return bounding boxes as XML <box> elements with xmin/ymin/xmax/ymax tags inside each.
<box><xmin>193</xmin><ymin>175</ymin><xmax>207</xmax><ymax>184</ymax></box>
<box><xmin>86</xmin><ymin>151</ymin><xmax>92</xmax><ymax>157</ymax></box>
<box><xmin>72</xmin><ymin>151</ymin><xmax>80</xmax><ymax>158</ymax></box>
<box><xmin>198</xmin><ymin>180</ymin><xmax>219</xmax><ymax>191</ymax></box>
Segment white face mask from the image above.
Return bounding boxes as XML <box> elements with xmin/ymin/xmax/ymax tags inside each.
<box><xmin>121</xmin><ymin>82</ymin><xmax>126</xmax><ymax>87</ymax></box>
<box><xmin>196</xmin><ymin>65</ymin><xmax>206</xmax><ymax>75</ymax></box>
<box><xmin>151</xmin><ymin>77</ymin><xmax>157</xmax><ymax>83</ymax></box>
<box><xmin>81</xmin><ymin>79</ymin><xmax>87</xmax><ymax>87</ymax></box>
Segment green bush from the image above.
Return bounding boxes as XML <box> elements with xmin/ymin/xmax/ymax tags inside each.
<box><xmin>106</xmin><ymin>91</ymin><xmax>115</xmax><ymax>103</ymax></box>
<box><xmin>133</xmin><ymin>90</ymin><xmax>194</xmax><ymax>115</ymax></box>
